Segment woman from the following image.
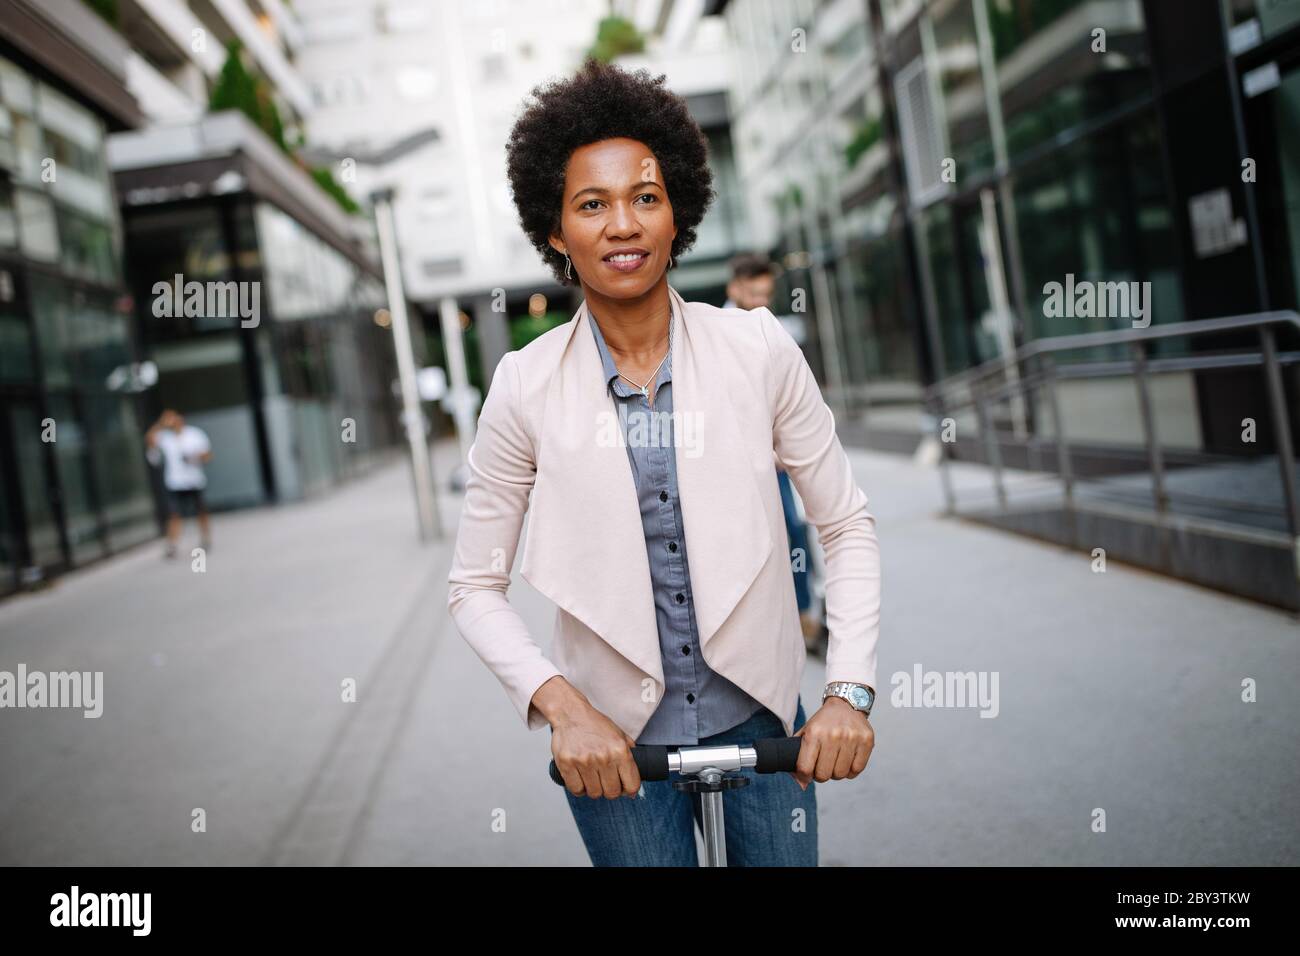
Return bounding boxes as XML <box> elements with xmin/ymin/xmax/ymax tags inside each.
<box><xmin>447</xmin><ymin>59</ymin><xmax>882</xmax><ymax>867</ymax></box>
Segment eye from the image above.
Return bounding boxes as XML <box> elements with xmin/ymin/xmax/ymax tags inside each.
<box><xmin>579</xmin><ymin>199</ymin><xmax>602</xmax><ymax>210</ymax></box>
<box><xmin>635</xmin><ymin>193</ymin><xmax>658</xmax><ymax>204</ymax></box>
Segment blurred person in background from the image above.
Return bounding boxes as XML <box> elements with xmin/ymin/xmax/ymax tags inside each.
<box><xmin>723</xmin><ymin>253</ymin><xmax>822</xmax><ymax>656</ymax></box>
<box><xmin>145</xmin><ymin>409</ymin><xmax>214</xmax><ymax>558</ymax></box>
<box><xmin>722</xmin><ymin>251</ymin><xmax>776</xmax><ymax>312</ymax></box>
<box><xmin>448</xmin><ymin>59</ymin><xmax>881</xmax><ymax>867</ymax></box>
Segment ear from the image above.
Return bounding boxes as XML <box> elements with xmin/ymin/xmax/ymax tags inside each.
<box><xmin>547</xmin><ymin>231</ymin><xmax>566</xmax><ymax>257</ymax></box>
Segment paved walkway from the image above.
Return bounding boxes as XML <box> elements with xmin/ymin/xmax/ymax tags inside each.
<box><xmin>1</xmin><ymin>440</ymin><xmax>1295</xmax><ymax>865</ymax></box>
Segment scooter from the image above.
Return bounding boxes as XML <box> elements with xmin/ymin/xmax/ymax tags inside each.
<box><xmin>549</xmin><ymin>737</ymin><xmax>804</xmax><ymax>867</ymax></box>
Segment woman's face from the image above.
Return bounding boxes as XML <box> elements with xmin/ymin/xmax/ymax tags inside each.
<box><xmin>549</xmin><ymin>137</ymin><xmax>677</xmax><ymax>299</ymax></box>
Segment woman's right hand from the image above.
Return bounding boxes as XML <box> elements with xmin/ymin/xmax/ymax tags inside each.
<box><xmin>535</xmin><ymin>678</ymin><xmax>641</xmax><ymax>799</ymax></box>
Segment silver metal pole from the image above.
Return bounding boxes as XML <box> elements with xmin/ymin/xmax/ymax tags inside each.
<box><xmin>1130</xmin><ymin>341</ymin><xmax>1168</xmax><ymax>516</ymax></box>
<box><xmin>698</xmin><ymin>770</ymin><xmax>727</xmax><ymax>867</ymax></box>
<box><xmin>1259</xmin><ymin>326</ymin><xmax>1300</xmax><ymax>572</ymax></box>
<box><xmin>440</xmin><ymin>296</ymin><xmax>476</xmax><ymax>473</ymax></box>
<box><xmin>974</xmin><ymin>382</ymin><xmax>1006</xmax><ymax>510</ymax></box>
<box><xmin>979</xmin><ymin>187</ymin><xmax>1028</xmax><ymax>440</ymax></box>
<box><xmin>372</xmin><ymin>189</ymin><xmax>440</xmax><ymax>541</ymax></box>
<box><xmin>1041</xmin><ymin>356</ymin><xmax>1076</xmax><ymax>547</ymax></box>
<box><xmin>931</xmin><ymin>393</ymin><xmax>957</xmax><ymax>515</ymax></box>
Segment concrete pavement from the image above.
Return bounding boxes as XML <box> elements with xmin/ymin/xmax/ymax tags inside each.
<box><xmin>1</xmin><ymin>439</ymin><xmax>1296</xmax><ymax>865</ymax></box>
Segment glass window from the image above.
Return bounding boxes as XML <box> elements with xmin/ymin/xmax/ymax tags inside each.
<box><xmin>125</xmin><ymin>206</ymin><xmax>235</xmax><ymax>339</ymax></box>
<box><xmin>86</xmin><ymin>396</ymin><xmax>156</xmax><ymax>550</ymax></box>
<box><xmin>0</xmin><ymin>178</ymin><xmax>17</xmax><ymax>247</ymax></box>
<box><xmin>930</xmin><ymin>0</ymin><xmax>996</xmax><ymax>180</ymax></box>
<box><xmin>0</xmin><ymin>55</ymin><xmax>36</xmax><ymax>116</ymax></box>
<box><xmin>839</xmin><ymin>227</ymin><xmax>922</xmax><ymax>389</ymax></box>
<box><xmin>15</xmin><ymin>188</ymin><xmax>59</xmax><ymax>261</ymax></box>
<box><xmin>989</xmin><ymin>0</ymin><xmax>1152</xmax><ymax>160</ymax></box>
<box><xmin>10</xmin><ymin>400</ymin><xmax>64</xmax><ymax>568</ymax></box>
<box><xmin>881</xmin><ymin>0</ymin><xmax>925</xmax><ymax>36</ymax></box>
<box><xmin>0</xmin><ymin>103</ymin><xmax>16</xmax><ymax>176</ymax></box>
<box><xmin>30</xmin><ymin>277</ymin><xmax>136</xmax><ymax>390</ymax></box>
<box><xmin>1009</xmin><ymin>112</ymin><xmax>1183</xmax><ymax>352</ymax></box>
<box><xmin>0</xmin><ymin>450</ymin><xmax>15</xmax><ymax>594</ymax></box>
<box><xmin>0</xmin><ymin>302</ymin><xmax>33</xmax><ymax>383</ymax></box>
<box><xmin>1224</xmin><ymin>0</ymin><xmax>1300</xmax><ymax>42</ymax></box>
<box><xmin>919</xmin><ymin>202</ymin><xmax>976</xmax><ymax>375</ymax></box>
<box><xmin>10</xmin><ymin>112</ymin><xmax>46</xmax><ymax>186</ymax></box>
<box><xmin>30</xmin><ymin>272</ymin><xmax>72</xmax><ymax>386</ymax></box>
<box><xmin>44</xmin><ymin>395</ymin><xmax>104</xmax><ymax>565</ymax></box>
<box><xmin>56</xmin><ymin>205</ymin><xmax>119</xmax><ymax>283</ymax></box>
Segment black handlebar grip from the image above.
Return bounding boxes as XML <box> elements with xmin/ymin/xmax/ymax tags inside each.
<box><xmin>753</xmin><ymin>737</ymin><xmax>803</xmax><ymax>774</ymax></box>
<box><xmin>549</xmin><ymin>744</ymin><xmax>672</xmax><ymax>785</ymax></box>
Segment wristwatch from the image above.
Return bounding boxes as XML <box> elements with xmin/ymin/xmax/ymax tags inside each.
<box><xmin>823</xmin><ymin>681</ymin><xmax>875</xmax><ymax>717</ymax></box>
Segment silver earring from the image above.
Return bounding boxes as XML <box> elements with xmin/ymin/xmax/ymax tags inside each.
<box><xmin>564</xmin><ymin>254</ymin><xmax>572</xmax><ymax>280</ymax></box>
<box><xmin>669</xmin><ymin>253</ymin><xmax>676</xmax><ymax>269</ymax></box>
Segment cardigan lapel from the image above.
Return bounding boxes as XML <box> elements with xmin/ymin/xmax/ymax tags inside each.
<box><xmin>668</xmin><ymin>287</ymin><xmax>773</xmax><ymax>652</ymax></box>
<box><xmin>518</xmin><ymin>285</ymin><xmax>773</xmax><ymax>683</ymax></box>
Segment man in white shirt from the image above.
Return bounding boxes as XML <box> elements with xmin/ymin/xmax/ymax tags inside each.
<box><xmin>145</xmin><ymin>409</ymin><xmax>214</xmax><ymax>558</ymax></box>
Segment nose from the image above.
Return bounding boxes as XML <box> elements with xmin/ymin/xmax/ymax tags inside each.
<box><xmin>605</xmin><ymin>199</ymin><xmax>641</xmax><ymax>239</ymax></box>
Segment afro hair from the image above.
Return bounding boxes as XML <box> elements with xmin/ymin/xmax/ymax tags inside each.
<box><xmin>505</xmin><ymin>57</ymin><xmax>715</xmax><ymax>286</ymax></box>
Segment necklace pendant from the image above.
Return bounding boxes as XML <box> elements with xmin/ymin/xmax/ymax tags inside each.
<box><xmin>641</xmin><ymin>384</ymin><xmax>649</xmax><ymax>398</ymax></box>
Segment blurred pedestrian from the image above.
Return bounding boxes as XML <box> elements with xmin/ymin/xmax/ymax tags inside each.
<box><xmin>722</xmin><ymin>251</ymin><xmax>777</xmax><ymax>311</ymax></box>
<box><xmin>723</xmin><ymin>252</ymin><xmax>822</xmax><ymax>655</ymax></box>
<box><xmin>145</xmin><ymin>409</ymin><xmax>214</xmax><ymax>558</ymax></box>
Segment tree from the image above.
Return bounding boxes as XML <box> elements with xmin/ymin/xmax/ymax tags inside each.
<box><xmin>210</xmin><ymin>40</ymin><xmax>356</xmax><ymax>215</ymax></box>
<box><xmin>586</xmin><ymin>16</ymin><xmax>645</xmax><ymax>62</ymax></box>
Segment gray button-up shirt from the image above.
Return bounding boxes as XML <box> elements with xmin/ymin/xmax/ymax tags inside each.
<box><xmin>587</xmin><ymin>307</ymin><xmax>764</xmax><ymax>745</ymax></box>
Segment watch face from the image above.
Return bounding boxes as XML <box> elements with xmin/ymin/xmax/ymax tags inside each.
<box><xmin>850</xmin><ymin>686</ymin><xmax>873</xmax><ymax>710</ymax></box>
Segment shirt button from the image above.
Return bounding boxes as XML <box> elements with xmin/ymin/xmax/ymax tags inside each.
<box><xmin>686</xmin><ymin>693</ymin><xmax>695</xmax><ymax>704</ymax></box>
<box><xmin>668</xmin><ymin>542</ymin><xmax>677</xmax><ymax>552</ymax></box>
<box><xmin>659</xmin><ymin>490</ymin><xmax>668</xmax><ymax>502</ymax></box>
<box><xmin>681</xmin><ymin>644</ymin><xmax>691</xmax><ymax>655</ymax></box>
<box><xmin>675</xmin><ymin>592</ymin><xmax>685</xmax><ymax>604</ymax></box>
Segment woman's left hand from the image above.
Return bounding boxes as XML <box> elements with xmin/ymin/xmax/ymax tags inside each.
<box><xmin>790</xmin><ymin>697</ymin><xmax>874</xmax><ymax>790</ymax></box>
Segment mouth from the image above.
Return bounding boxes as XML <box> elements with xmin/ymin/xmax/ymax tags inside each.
<box><xmin>601</xmin><ymin>248</ymin><xmax>650</xmax><ymax>273</ymax></box>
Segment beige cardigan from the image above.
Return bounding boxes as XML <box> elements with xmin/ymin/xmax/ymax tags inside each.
<box><xmin>447</xmin><ymin>284</ymin><xmax>881</xmax><ymax>741</ymax></box>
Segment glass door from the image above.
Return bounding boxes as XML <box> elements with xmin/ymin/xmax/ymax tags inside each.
<box><xmin>5</xmin><ymin>396</ymin><xmax>67</xmax><ymax>578</ymax></box>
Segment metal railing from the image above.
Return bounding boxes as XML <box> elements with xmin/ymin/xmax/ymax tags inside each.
<box><xmin>923</xmin><ymin>310</ymin><xmax>1300</xmax><ymax>545</ymax></box>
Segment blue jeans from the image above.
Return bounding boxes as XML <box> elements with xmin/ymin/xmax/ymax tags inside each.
<box><xmin>778</xmin><ymin>469</ymin><xmax>812</xmax><ymax>612</ymax></box>
<box><xmin>562</xmin><ymin>697</ymin><xmax>817</xmax><ymax>866</ymax></box>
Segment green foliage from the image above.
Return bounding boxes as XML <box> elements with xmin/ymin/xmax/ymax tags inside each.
<box><xmin>774</xmin><ymin>182</ymin><xmax>804</xmax><ymax>214</ymax></box>
<box><xmin>845</xmin><ymin>118</ymin><xmax>882</xmax><ymax>170</ymax></box>
<box><xmin>209</xmin><ymin>39</ymin><xmax>356</xmax><ymax>215</ymax></box>
<box><xmin>426</xmin><ymin>312</ymin><xmax>570</xmax><ymax>398</ymax></box>
<box><xmin>586</xmin><ymin>16</ymin><xmax>646</xmax><ymax>62</ymax></box>
<box><xmin>82</xmin><ymin>0</ymin><xmax>118</xmax><ymax>27</ymax></box>
<box><xmin>210</xmin><ymin>39</ymin><xmax>289</xmax><ymax>152</ymax></box>
<box><xmin>510</xmin><ymin>312</ymin><xmax>569</xmax><ymax>351</ymax></box>
<box><xmin>310</xmin><ymin>166</ymin><xmax>360</xmax><ymax>214</ymax></box>
<box><xmin>986</xmin><ymin>0</ymin><xmax>1087</xmax><ymax>61</ymax></box>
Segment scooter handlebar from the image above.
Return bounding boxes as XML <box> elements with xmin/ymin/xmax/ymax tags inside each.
<box><xmin>548</xmin><ymin>737</ymin><xmax>803</xmax><ymax>786</ymax></box>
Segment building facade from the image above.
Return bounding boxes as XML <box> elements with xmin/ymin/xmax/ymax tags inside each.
<box><xmin>722</xmin><ymin>0</ymin><xmax>1300</xmax><ymax>454</ymax></box>
<box><xmin>1</xmin><ymin>0</ymin><xmax>404</xmax><ymax>596</ymax></box>
<box><xmin>0</xmin><ymin>0</ymin><xmax>151</xmax><ymax>596</ymax></box>
<box><xmin>108</xmin><ymin>111</ymin><xmax>400</xmax><ymax>511</ymax></box>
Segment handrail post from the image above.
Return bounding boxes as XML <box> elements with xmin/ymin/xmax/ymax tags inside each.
<box><xmin>974</xmin><ymin>380</ymin><xmax>1006</xmax><ymax>510</ymax></box>
<box><xmin>1041</xmin><ymin>355</ymin><xmax>1076</xmax><ymax>545</ymax></box>
<box><xmin>1131</xmin><ymin>340</ymin><xmax>1169</xmax><ymax>516</ymax></box>
<box><xmin>930</xmin><ymin>391</ymin><xmax>957</xmax><ymax>516</ymax></box>
<box><xmin>1260</xmin><ymin>325</ymin><xmax>1300</xmax><ymax>572</ymax></box>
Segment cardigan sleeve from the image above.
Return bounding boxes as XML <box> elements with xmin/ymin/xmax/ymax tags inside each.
<box><xmin>759</xmin><ymin>309</ymin><xmax>882</xmax><ymax>695</ymax></box>
<box><xmin>447</xmin><ymin>349</ymin><xmax>564</xmax><ymax>730</ymax></box>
